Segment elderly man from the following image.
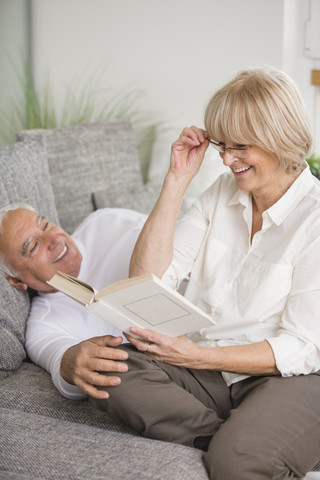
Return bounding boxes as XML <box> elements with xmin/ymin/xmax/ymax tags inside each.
<box><xmin>0</xmin><ymin>203</ymin><xmax>146</xmax><ymax>400</ymax></box>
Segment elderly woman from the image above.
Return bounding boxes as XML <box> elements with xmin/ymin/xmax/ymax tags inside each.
<box><xmin>94</xmin><ymin>68</ymin><xmax>320</xmax><ymax>479</ymax></box>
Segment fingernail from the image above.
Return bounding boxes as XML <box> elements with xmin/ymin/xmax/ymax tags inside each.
<box><xmin>111</xmin><ymin>378</ymin><xmax>121</xmax><ymax>385</ymax></box>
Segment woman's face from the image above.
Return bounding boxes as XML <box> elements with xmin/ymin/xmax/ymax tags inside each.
<box><xmin>219</xmin><ymin>143</ymin><xmax>286</xmax><ymax>200</ymax></box>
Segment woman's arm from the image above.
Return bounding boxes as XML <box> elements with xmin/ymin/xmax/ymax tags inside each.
<box><xmin>125</xmin><ymin>327</ymin><xmax>279</xmax><ymax>376</ymax></box>
<box><xmin>129</xmin><ymin>126</ymin><xmax>209</xmax><ymax>278</ymax></box>
<box><xmin>127</xmin><ymin>219</ymin><xmax>320</xmax><ymax>378</ymax></box>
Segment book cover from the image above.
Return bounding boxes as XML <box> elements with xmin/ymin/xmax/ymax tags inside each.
<box><xmin>47</xmin><ymin>272</ymin><xmax>215</xmax><ymax>336</ymax></box>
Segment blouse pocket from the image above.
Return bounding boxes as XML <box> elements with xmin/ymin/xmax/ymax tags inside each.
<box><xmin>191</xmin><ymin>235</ymin><xmax>228</xmax><ymax>293</ymax></box>
<box><xmin>237</xmin><ymin>261</ymin><xmax>294</xmax><ymax>319</ymax></box>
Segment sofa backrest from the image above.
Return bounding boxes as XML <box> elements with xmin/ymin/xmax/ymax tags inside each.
<box><xmin>0</xmin><ymin>119</ymin><xmax>159</xmax><ymax>378</ymax></box>
<box><xmin>17</xmin><ymin>120</ymin><xmax>144</xmax><ymax>234</ymax></box>
<box><xmin>0</xmin><ymin>137</ymin><xmax>59</xmax><ymax>377</ymax></box>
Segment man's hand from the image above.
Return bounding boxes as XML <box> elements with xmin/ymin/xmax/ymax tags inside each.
<box><xmin>60</xmin><ymin>335</ymin><xmax>129</xmax><ymax>399</ymax></box>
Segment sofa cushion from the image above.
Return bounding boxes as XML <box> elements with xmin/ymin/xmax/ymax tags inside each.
<box><xmin>17</xmin><ymin>120</ymin><xmax>144</xmax><ymax>234</ymax></box>
<box><xmin>1</xmin><ymin>363</ymin><xmax>320</xmax><ymax>477</ymax></box>
<box><xmin>92</xmin><ymin>182</ymin><xmax>161</xmax><ymax>215</ymax></box>
<box><xmin>0</xmin><ymin>361</ymin><xmax>134</xmax><ymax>432</ymax></box>
<box><xmin>0</xmin><ymin>140</ymin><xmax>58</xmax><ymax>378</ymax></box>
<box><xmin>0</xmin><ymin>362</ymin><xmax>209</xmax><ymax>480</ymax></box>
<box><xmin>0</xmin><ymin>407</ymin><xmax>209</xmax><ymax>480</ymax></box>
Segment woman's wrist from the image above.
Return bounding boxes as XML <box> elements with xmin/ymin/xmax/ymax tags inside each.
<box><xmin>163</xmin><ymin>170</ymin><xmax>193</xmax><ymax>200</ymax></box>
<box><xmin>187</xmin><ymin>343</ymin><xmax>214</xmax><ymax>370</ymax></box>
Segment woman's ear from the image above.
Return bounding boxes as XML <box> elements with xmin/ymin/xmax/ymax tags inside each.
<box><xmin>7</xmin><ymin>276</ymin><xmax>28</xmax><ymax>291</ymax></box>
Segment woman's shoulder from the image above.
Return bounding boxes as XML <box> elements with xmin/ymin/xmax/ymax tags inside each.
<box><xmin>196</xmin><ymin>171</ymin><xmax>237</xmax><ymax>205</ymax></box>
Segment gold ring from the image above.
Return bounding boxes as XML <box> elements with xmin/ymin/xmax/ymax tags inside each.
<box><xmin>146</xmin><ymin>343</ymin><xmax>152</xmax><ymax>352</ymax></box>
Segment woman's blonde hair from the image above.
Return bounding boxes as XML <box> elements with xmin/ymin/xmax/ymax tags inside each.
<box><xmin>204</xmin><ymin>67</ymin><xmax>313</xmax><ymax>173</ymax></box>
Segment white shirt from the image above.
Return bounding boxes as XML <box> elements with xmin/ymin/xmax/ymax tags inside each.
<box><xmin>162</xmin><ymin>167</ymin><xmax>320</xmax><ymax>385</ymax></box>
<box><xmin>25</xmin><ymin>208</ymin><xmax>146</xmax><ymax>399</ymax></box>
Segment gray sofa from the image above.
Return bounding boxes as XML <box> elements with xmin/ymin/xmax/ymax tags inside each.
<box><xmin>0</xmin><ymin>120</ymin><xmax>319</xmax><ymax>479</ymax></box>
<box><xmin>0</xmin><ymin>120</ymin><xmax>209</xmax><ymax>480</ymax></box>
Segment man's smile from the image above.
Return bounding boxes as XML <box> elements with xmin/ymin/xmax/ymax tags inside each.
<box><xmin>53</xmin><ymin>244</ymin><xmax>68</xmax><ymax>263</ymax></box>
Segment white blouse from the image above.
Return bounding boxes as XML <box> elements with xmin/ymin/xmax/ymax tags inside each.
<box><xmin>162</xmin><ymin>166</ymin><xmax>320</xmax><ymax>385</ymax></box>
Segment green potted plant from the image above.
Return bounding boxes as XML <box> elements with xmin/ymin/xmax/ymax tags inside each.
<box><xmin>306</xmin><ymin>155</ymin><xmax>320</xmax><ymax>180</ymax></box>
<box><xmin>0</xmin><ymin>60</ymin><xmax>166</xmax><ymax>182</ymax></box>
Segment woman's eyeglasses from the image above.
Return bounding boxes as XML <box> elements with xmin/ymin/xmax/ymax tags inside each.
<box><xmin>208</xmin><ymin>139</ymin><xmax>251</xmax><ymax>159</ymax></box>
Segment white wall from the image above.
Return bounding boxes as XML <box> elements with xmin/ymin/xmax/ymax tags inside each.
<box><xmin>0</xmin><ymin>0</ymin><xmax>29</xmax><ymax>115</ymax></box>
<box><xmin>31</xmin><ymin>0</ymin><xmax>284</xmax><ymax>129</ymax></box>
<box><xmin>29</xmin><ymin>0</ymin><xmax>285</xmax><ymax>185</ymax></box>
<box><xmin>283</xmin><ymin>0</ymin><xmax>320</xmax><ymax>155</ymax></box>
<box><xmin>2</xmin><ymin>0</ymin><xmax>319</xmax><ymax>188</ymax></box>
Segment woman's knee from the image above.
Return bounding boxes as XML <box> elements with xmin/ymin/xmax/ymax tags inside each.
<box><xmin>203</xmin><ymin>438</ymin><xmax>246</xmax><ymax>480</ymax></box>
<box><xmin>203</xmin><ymin>433</ymin><xmax>305</xmax><ymax>480</ymax></box>
<box><xmin>204</xmin><ymin>441</ymin><xmax>274</xmax><ymax>480</ymax></box>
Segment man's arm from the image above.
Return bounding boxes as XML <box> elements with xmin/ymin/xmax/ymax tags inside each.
<box><xmin>60</xmin><ymin>335</ymin><xmax>129</xmax><ymax>400</ymax></box>
<box><xmin>26</xmin><ymin>297</ymin><xmax>130</xmax><ymax>400</ymax></box>
<box><xmin>129</xmin><ymin>126</ymin><xmax>209</xmax><ymax>278</ymax></box>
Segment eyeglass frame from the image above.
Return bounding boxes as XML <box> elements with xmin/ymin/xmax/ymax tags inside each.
<box><xmin>208</xmin><ymin>139</ymin><xmax>251</xmax><ymax>158</ymax></box>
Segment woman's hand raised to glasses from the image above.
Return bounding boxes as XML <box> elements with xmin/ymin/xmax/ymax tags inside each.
<box><xmin>169</xmin><ymin>126</ymin><xmax>209</xmax><ymax>180</ymax></box>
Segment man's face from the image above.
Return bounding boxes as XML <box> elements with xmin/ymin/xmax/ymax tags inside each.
<box><xmin>0</xmin><ymin>208</ymin><xmax>82</xmax><ymax>293</ymax></box>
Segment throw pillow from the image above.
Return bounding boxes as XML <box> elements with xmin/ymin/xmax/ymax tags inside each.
<box><xmin>0</xmin><ymin>138</ymin><xmax>58</xmax><ymax>378</ymax></box>
<box><xmin>92</xmin><ymin>183</ymin><xmax>161</xmax><ymax>215</ymax></box>
<box><xmin>18</xmin><ymin>120</ymin><xmax>144</xmax><ymax>234</ymax></box>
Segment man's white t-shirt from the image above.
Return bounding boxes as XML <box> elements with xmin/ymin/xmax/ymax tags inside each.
<box><xmin>25</xmin><ymin>208</ymin><xmax>146</xmax><ymax>399</ymax></box>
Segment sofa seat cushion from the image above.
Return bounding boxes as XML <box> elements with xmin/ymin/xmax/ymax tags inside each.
<box><xmin>17</xmin><ymin>120</ymin><xmax>144</xmax><ymax>234</ymax></box>
<box><xmin>1</xmin><ymin>364</ymin><xmax>320</xmax><ymax>476</ymax></box>
<box><xmin>0</xmin><ymin>407</ymin><xmax>209</xmax><ymax>480</ymax></box>
<box><xmin>0</xmin><ymin>139</ymin><xmax>58</xmax><ymax>379</ymax></box>
<box><xmin>0</xmin><ymin>361</ymin><xmax>134</xmax><ymax>432</ymax></box>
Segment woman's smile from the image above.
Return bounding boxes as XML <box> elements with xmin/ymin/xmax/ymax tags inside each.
<box><xmin>233</xmin><ymin>166</ymin><xmax>252</xmax><ymax>174</ymax></box>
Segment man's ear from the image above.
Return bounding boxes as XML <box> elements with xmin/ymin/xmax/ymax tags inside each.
<box><xmin>7</xmin><ymin>276</ymin><xmax>29</xmax><ymax>291</ymax></box>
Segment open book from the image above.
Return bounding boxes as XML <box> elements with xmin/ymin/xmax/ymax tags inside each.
<box><xmin>47</xmin><ymin>272</ymin><xmax>215</xmax><ymax>336</ymax></box>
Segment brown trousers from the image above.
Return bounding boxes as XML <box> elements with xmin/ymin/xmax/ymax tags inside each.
<box><xmin>91</xmin><ymin>345</ymin><xmax>320</xmax><ymax>480</ymax></box>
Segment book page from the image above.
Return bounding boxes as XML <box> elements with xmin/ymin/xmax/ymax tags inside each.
<box><xmin>47</xmin><ymin>272</ymin><xmax>95</xmax><ymax>305</ymax></box>
<box><xmin>95</xmin><ymin>273</ymin><xmax>153</xmax><ymax>299</ymax></box>
<box><xmin>124</xmin><ymin>293</ymin><xmax>193</xmax><ymax>326</ymax></box>
<box><xmin>95</xmin><ymin>276</ymin><xmax>214</xmax><ymax>336</ymax></box>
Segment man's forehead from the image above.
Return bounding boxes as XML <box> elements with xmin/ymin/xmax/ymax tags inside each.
<box><xmin>3</xmin><ymin>209</ymin><xmax>39</xmax><ymax>249</ymax></box>
<box><xmin>6</xmin><ymin>209</ymin><xmax>39</xmax><ymax>228</ymax></box>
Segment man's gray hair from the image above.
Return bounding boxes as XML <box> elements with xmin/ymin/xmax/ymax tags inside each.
<box><xmin>0</xmin><ymin>203</ymin><xmax>36</xmax><ymax>278</ymax></box>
